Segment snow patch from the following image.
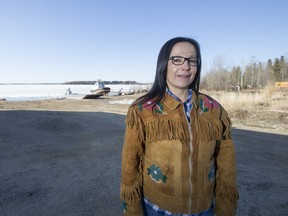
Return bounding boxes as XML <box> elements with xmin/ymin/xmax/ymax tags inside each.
<box><xmin>109</xmin><ymin>99</ymin><xmax>135</xmax><ymax>105</ymax></box>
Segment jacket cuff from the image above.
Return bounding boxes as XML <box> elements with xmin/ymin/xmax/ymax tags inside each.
<box><xmin>122</xmin><ymin>199</ymin><xmax>144</xmax><ymax>216</ymax></box>
<box><xmin>215</xmin><ymin>181</ymin><xmax>239</xmax><ymax>216</ymax></box>
<box><xmin>120</xmin><ymin>173</ymin><xmax>143</xmax><ymax>215</ymax></box>
<box><xmin>215</xmin><ymin>195</ymin><xmax>237</xmax><ymax>216</ymax></box>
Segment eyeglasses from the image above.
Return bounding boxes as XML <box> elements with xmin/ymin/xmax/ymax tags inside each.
<box><xmin>169</xmin><ymin>56</ymin><xmax>200</xmax><ymax>66</ymax></box>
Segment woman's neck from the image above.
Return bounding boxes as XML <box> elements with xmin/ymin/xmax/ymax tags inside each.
<box><xmin>169</xmin><ymin>88</ymin><xmax>189</xmax><ymax>102</ymax></box>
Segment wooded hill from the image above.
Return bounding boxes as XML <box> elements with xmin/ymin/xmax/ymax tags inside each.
<box><xmin>201</xmin><ymin>55</ymin><xmax>288</xmax><ymax>91</ymax></box>
<box><xmin>63</xmin><ymin>80</ymin><xmax>139</xmax><ymax>85</ymax></box>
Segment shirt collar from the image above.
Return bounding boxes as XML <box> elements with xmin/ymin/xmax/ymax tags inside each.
<box><xmin>166</xmin><ymin>88</ymin><xmax>192</xmax><ymax>104</ymax></box>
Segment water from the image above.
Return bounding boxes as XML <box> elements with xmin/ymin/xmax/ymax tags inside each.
<box><xmin>0</xmin><ymin>84</ymin><xmax>151</xmax><ymax>101</ymax></box>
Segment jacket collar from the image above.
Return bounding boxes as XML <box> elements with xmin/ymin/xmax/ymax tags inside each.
<box><xmin>192</xmin><ymin>91</ymin><xmax>198</xmax><ymax>108</ymax></box>
<box><xmin>162</xmin><ymin>90</ymin><xmax>199</xmax><ymax>111</ymax></box>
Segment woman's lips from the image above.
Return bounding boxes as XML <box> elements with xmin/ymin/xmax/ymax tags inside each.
<box><xmin>177</xmin><ymin>74</ymin><xmax>191</xmax><ymax>78</ymax></box>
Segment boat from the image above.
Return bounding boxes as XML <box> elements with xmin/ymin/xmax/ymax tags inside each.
<box><xmin>108</xmin><ymin>88</ymin><xmax>123</xmax><ymax>96</ymax></box>
<box><xmin>65</xmin><ymin>81</ymin><xmax>110</xmax><ymax>100</ymax></box>
<box><xmin>82</xmin><ymin>93</ymin><xmax>102</xmax><ymax>99</ymax></box>
<box><xmin>90</xmin><ymin>81</ymin><xmax>110</xmax><ymax>95</ymax></box>
<box><xmin>83</xmin><ymin>80</ymin><xmax>110</xmax><ymax>99</ymax></box>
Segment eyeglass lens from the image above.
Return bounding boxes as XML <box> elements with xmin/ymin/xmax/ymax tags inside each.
<box><xmin>170</xmin><ymin>56</ymin><xmax>199</xmax><ymax>66</ymax></box>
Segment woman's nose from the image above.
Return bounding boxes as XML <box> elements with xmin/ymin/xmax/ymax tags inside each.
<box><xmin>182</xmin><ymin>59</ymin><xmax>191</xmax><ymax>69</ymax></box>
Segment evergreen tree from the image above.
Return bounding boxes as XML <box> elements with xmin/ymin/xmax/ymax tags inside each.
<box><xmin>273</xmin><ymin>58</ymin><xmax>282</xmax><ymax>81</ymax></box>
<box><xmin>279</xmin><ymin>56</ymin><xmax>287</xmax><ymax>81</ymax></box>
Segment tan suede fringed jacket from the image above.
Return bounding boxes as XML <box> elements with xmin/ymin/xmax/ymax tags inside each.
<box><xmin>120</xmin><ymin>92</ymin><xmax>239</xmax><ymax>216</ymax></box>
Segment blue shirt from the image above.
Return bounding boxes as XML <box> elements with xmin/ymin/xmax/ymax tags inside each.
<box><xmin>166</xmin><ymin>88</ymin><xmax>193</xmax><ymax>122</ymax></box>
<box><xmin>143</xmin><ymin>197</ymin><xmax>214</xmax><ymax>216</ymax></box>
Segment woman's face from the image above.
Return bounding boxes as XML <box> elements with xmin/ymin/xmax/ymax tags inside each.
<box><xmin>166</xmin><ymin>42</ymin><xmax>198</xmax><ymax>93</ymax></box>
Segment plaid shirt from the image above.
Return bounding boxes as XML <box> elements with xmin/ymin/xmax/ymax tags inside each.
<box><xmin>166</xmin><ymin>88</ymin><xmax>193</xmax><ymax>122</ymax></box>
<box><xmin>143</xmin><ymin>197</ymin><xmax>214</xmax><ymax>216</ymax></box>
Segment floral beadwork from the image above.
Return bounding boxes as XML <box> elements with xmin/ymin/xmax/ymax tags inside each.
<box><xmin>200</xmin><ymin>97</ymin><xmax>219</xmax><ymax>112</ymax></box>
<box><xmin>122</xmin><ymin>201</ymin><xmax>127</xmax><ymax>212</ymax></box>
<box><xmin>138</xmin><ymin>100</ymin><xmax>166</xmax><ymax>114</ymax></box>
<box><xmin>147</xmin><ymin>164</ymin><xmax>167</xmax><ymax>183</ymax></box>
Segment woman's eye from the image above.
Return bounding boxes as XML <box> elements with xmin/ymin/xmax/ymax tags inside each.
<box><xmin>189</xmin><ymin>59</ymin><xmax>196</xmax><ymax>63</ymax></box>
<box><xmin>173</xmin><ymin>58</ymin><xmax>182</xmax><ymax>63</ymax></box>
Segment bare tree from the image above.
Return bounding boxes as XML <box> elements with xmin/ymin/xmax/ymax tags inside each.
<box><xmin>201</xmin><ymin>54</ymin><xmax>287</xmax><ymax>91</ymax></box>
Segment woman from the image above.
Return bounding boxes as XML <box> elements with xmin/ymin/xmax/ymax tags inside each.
<box><xmin>120</xmin><ymin>37</ymin><xmax>239</xmax><ymax>215</ymax></box>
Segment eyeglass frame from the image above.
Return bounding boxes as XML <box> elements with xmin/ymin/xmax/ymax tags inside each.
<box><xmin>168</xmin><ymin>56</ymin><xmax>200</xmax><ymax>66</ymax></box>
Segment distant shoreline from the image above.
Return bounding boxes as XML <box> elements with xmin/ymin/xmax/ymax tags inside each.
<box><xmin>0</xmin><ymin>81</ymin><xmax>151</xmax><ymax>85</ymax></box>
<box><xmin>0</xmin><ymin>83</ymin><xmax>65</xmax><ymax>85</ymax></box>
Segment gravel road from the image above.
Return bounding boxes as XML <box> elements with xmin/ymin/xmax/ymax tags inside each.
<box><xmin>0</xmin><ymin>110</ymin><xmax>287</xmax><ymax>216</ymax></box>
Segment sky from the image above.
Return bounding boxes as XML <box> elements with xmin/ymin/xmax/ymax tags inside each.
<box><xmin>0</xmin><ymin>0</ymin><xmax>288</xmax><ymax>83</ymax></box>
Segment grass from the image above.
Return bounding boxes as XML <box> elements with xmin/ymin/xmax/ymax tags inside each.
<box><xmin>203</xmin><ymin>85</ymin><xmax>287</xmax><ymax>112</ymax></box>
<box><xmin>207</xmin><ymin>91</ymin><xmax>270</xmax><ymax>111</ymax></box>
<box><xmin>201</xmin><ymin>88</ymin><xmax>288</xmax><ymax>131</ymax></box>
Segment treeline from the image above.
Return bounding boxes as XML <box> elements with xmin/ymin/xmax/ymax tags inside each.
<box><xmin>63</xmin><ymin>80</ymin><xmax>139</xmax><ymax>85</ymax></box>
<box><xmin>201</xmin><ymin>55</ymin><xmax>288</xmax><ymax>91</ymax></box>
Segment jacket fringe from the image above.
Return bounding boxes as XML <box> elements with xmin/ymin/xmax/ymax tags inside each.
<box><xmin>126</xmin><ymin>107</ymin><xmax>139</xmax><ymax>128</ymax></box>
<box><xmin>127</xmin><ymin>106</ymin><xmax>188</xmax><ymax>144</ymax></box>
<box><xmin>120</xmin><ymin>172</ymin><xmax>143</xmax><ymax>204</ymax></box>
<box><xmin>126</xmin><ymin>107</ymin><xmax>145</xmax><ymax>143</ymax></box>
<box><xmin>215</xmin><ymin>180</ymin><xmax>239</xmax><ymax>202</ymax></box>
<box><xmin>220</xmin><ymin>115</ymin><xmax>233</xmax><ymax>140</ymax></box>
<box><xmin>144</xmin><ymin>119</ymin><xmax>187</xmax><ymax>144</ymax></box>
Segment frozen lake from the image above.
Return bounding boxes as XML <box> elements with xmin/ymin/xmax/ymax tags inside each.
<box><xmin>0</xmin><ymin>84</ymin><xmax>151</xmax><ymax>101</ymax></box>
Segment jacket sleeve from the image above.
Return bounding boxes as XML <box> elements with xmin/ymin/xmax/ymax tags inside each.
<box><xmin>120</xmin><ymin>107</ymin><xmax>145</xmax><ymax>216</ymax></box>
<box><xmin>214</xmin><ymin>107</ymin><xmax>239</xmax><ymax>216</ymax></box>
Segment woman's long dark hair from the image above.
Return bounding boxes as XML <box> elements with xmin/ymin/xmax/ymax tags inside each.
<box><xmin>133</xmin><ymin>37</ymin><xmax>202</xmax><ymax>106</ymax></box>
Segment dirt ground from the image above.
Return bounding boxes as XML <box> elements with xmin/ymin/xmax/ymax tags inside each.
<box><xmin>228</xmin><ymin>95</ymin><xmax>288</xmax><ymax>132</ymax></box>
<box><xmin>1</xmin><ymin>91</ymin><xmax>287</xmax><ymax>132</ymax></box>
<box><xmin>0</xmin><ymin>93</ymin><xmax>287</xmax><ymax>215</ymax></box>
